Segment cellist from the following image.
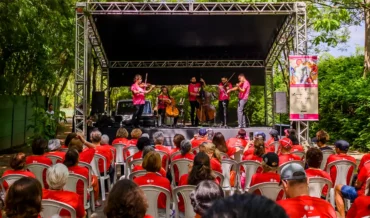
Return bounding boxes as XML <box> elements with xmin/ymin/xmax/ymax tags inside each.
<box><xmin>188</xmin><ymin>77</ymin><xmax>206</xmax><ymax>127</ymax></box>
<box><xmin>157</xmin><ymin>86</ymin><xmax>176</xmax><ymax>126</ymax></box>
<box><xmin>131</xmin><ymin>74</ymin><xmax>154</xmax><ymax>128</ymax></box>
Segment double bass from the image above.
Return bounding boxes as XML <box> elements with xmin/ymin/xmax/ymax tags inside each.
<box><xmin>196</xmin><ymin>79</ymin><xmax>216</xmax><ymax>122</ymax></box>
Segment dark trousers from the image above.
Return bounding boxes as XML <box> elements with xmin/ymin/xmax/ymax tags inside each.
<box><xmin>189</xmin><ymin>101</ymin><xmax>199</xmax><ymax>126</ymax></box>
<box><xmin>100</xmin><ymin>165</ymin><xmax>115</xmax><ymax>189</ymax></box>
<box><xmin>218</xmin><ymin>100</ymin><xmax>229</xmax><ymax>125</ymax></box>
<box><xmin>133</xmin><ymin>104</ymin><xmax>144</xmax><ymax>126</ymax></box>
<box><xmin>158</xmin><ymin>108</ymin><xmax>178</xmax><ymax>126</ymax></box>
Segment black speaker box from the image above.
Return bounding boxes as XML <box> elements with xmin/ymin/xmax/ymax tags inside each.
<box><xmin>91</xmin><ymin>92</ymin><xmax>105</xmax><ymax>114</ymax></box>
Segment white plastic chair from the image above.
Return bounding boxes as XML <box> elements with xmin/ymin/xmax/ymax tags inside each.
<box><xmin>220</xmin><ymin>152</ymin><xmax>230</xmax><ymax>160</ymax></box>
<box><xmin>127</xmin><ymin>156</ymin><xmax>143</xmax><ymax>176</ymax></box>
<box><xmin>214</xmin><ymin>171</ymin><xmax>225</xmax><ymax>186</ymax></box>
<box><xmin>41</xmin><ymin>199</ymin><xmax>76</xmax><ymax>218</ymax></box>
<box><xmin>64</xmin><ymin>173</ymin><xmax>91</xmax><ymax>217</ymax></box>
<box><xmin>113</xmin><ymin>143</ymin><xmax>125</xmax><ymax>183</ymax></box>
<box><xmin>141</xmin><ymin>185</ymin><xmax>171</xmax><ymax>218</ymax></box>
<box><xmin>233</xmin><ymin>148</ymin><xmax>244</xmax><ymax>163</ymax></box>
<box><xmin>308</xmin><ymin>177</ymin><xmax>333</xmax><ymax>200</ymax></box>
<box><xmin>129</xmin><ymin>170</ymin><xmax>147</xmax><ymax>180</ymax></box>
<box><xmin>77</xmin><ymin>161</ymin><xmax>95</xmax><ymax>212</ymax></box>
<box><xmin>46</xmin><ymin>155</ymin><xmax>63</xmax><ymax>165</ymax></box>
<box><xmin>0</xmin><ymin>174</ymin><xmax>26</xmax><ymax>197</ymax></box>
<box><xmin>292</xmin><ymin>151</ymin><xmax>305</xmax><ymax>159</ymax></box>
<box><xmin>26</xmin><ymin>163</ymin><xmax>50</xmax><ymax>188</ymax></box>
<box><xmin>157</xmin><ymin>150</ymin><xmax>170</xmax><ymax>171</ymax></box>
<box><xmin>191</xmin><ymin>146</ymin><xmax>199</xmax><ymax>154</ymax></box>
<box><xmin>170</xmin><ymin>151</ymin><xmax>181</xmax><ymax>161</ymax></box>
<box><xmin>221</xmin><ymin>159</ymin><xmax>237</xmax><ymax>192</ymax></box>
<box><xmin>326</xmin><ymin>160</ymin><xmax>356</xmax><ymax>207</ymax></box>
<box><xmin>278</xmin><ymin>161</ymin><xmax>304</xmax><ymax>174</ymax></box>
<box><xmin>173</xmin><ymin>185</ymin><xmax>196</xmax><ymax>218</ymax></box>
<box><xmin>248</xmin><ymin>182</ymin><xmax>285</xmax><ymax>201</ymax></box>
<box><xmin>123</xmin><ymin>146</ymin><xmax>139</xmax><ymax>176</ymax></box>
<box><xmin>320</xmin><ymin>149</ymin><xmax>335</xmax><ymax>170</ymax></box>
<box><xmin>170</xmin><ymin>159</ymin><xmax>193</xmax><ymax>187</ymax></box>
<box><xmin>237</xmin><ymin>160</ymin><xmax>261</xmax><ymax>191</ymax></box>
<box><xmin>93</xmin><ymin>153</ymin><xmax>112</xmax><ymax>201</ymax></box>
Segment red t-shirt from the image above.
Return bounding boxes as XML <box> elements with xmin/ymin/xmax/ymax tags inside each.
<box><xmin>243</xmin><ymin>147</ymin><xmax>255</xmax><ymax>157</ymax></box>
<box><xmin>226</xmin><ymin>146</ymin><xmax>237</xmax><ymax>157</ymax></box>
<box><xmin>278</xmin><ymin>153</ymin><xmax>301</xmax><ymax>166</ymax></box>
<box><xmin>226</xmin><ymin>138</ymin><xmax>248</xmax><ymax>148</ymax></box>
<box><xmin>79</xmin><ymin>148</ymin><xmax>96</xmax><ymax>164</ymax></box>
<box><xmin>291</xmin><ymin>145</ymin><xmax>304</xmax><ymax>152</ymax></box>
<box><xmin>101</xmin><ymin>144</ymin><xmax>116</xmax><ymax>158</ymax></box>
<box><xmin>325</xmin><ymin>154</ymin><xmax>356</xmax><ymax>185</ymax></box>
<box><xmin>305</xmin><ymin>168</ymin><xmax>331</xmax><ymax>196</ymax></box>
<box><xmin>134</xmin><ymin>172</ymin><xmax>171</xmax><ymax>209</ymax></box>
<box><xmin>45</xmin><ymin>151</ymin><xmax>66</xmax><ymax>163</ymax></box>
<box><xmin>26</xmin><ymin>155</ymin><xmax>52</xmax><ymax>188</ymax></box>
<box><xmin>158</xmin><ymin>94</ymin><xmax>170</xmax><ymax>109</ymax></box>
<box><xmin>155</xmin><ymin>145</ymin><xmax>170</xmax><ymax>169</ymax></box>
<box><xmin>357</xmin><ymin>164</ymin><xmax>370</xmax><ymax>196</ymax></box>
<box><xmin>191</xmin><ymin>138</ymin><xmax>209</xmax><ymax>149</ymax></box>
<box><xmin>277</xmin><ymin>196</ymin><xmax>336</xmax><ymax>218</ymax></box>
<box><xmin>170</xmin><ymin>147</ymin><xmax>180</xmax><ymax>156</ymax></box>
<box><xmin>250</xmin><ymin>172</ymin><xmax>280</xmax><ymax>187</ymax></box>
<box><xmin>358</xmin><ymin>153</ymin><xmax>370</xmax><ymax>173</ymax></box>
<box><xmin>96</xmin><ymin>145</ymin><xmax>113</xmax><ymax>173</ymax></box>
<box><xmin>172</xmin><ymin>153</ymin><xmax>195</xmax><ymax>183</ymax></box>
<box><xmin>1</xmin><ymin>170</ymin><xmax>36</xmax><ymax>190</ymax></box>
<box><xmin>127</xmin><ymin>139</ymin><xmax>138</xmax><ymax>146</ymax></box>
<box><xmin>218</xmin><ymin>82</ymin><xmax>232</xmax><ymax>101</ymax></box>
<box><xmin>346</xmin><ymin>195</ymin><xmax>370</xmax><ymax>218</ymax></box>
<box><xmin>133</xmin><ymin>165</ymin><xmax>167</xmax><ymax>178</ymax></box>
<box><xmin>42</xmin><ymin>189</ymin><xmax>85</xmax><ymax>218</ymax></box>
<box><xmin>112</xmin><ymin>137</ymin><xmax>128</xmax><ymax>145</ymax></box>
<box><xmin>67</xmin><ymin>165</ymin><xmax>89</xmax><ymax>198</ymax></box>
<box><xmin>133</xmin><ymin>150</ymin><xmax>143</xmax><ymax>160</ymax></box>
<box><xmin>210</xmin><ymin>158</ymin><xmax>222</xmax><ymax>173</ymax></box>
<box><xmin>188</xmin><ymin>83</ymin><xmax>201</xmax><ymax>101</ymax></box>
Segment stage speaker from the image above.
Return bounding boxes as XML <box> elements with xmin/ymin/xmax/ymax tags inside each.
<box><xmin>91</xmin><ymin>92</ymin><xmax>105</xmax><ymax>114</ymax></box>
<box><xmin>274</xmin><ymin>92</ymin><xmax>287</xmax><ymax>114</ymax></box>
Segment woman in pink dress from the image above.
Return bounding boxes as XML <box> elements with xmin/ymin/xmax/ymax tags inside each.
<box><xmin>131</xmin><ymin>74</ymin><xmax>154</xmax><ymax>128</ymax></box>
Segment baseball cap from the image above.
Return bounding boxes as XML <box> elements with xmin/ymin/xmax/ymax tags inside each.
<box><xmin>255</xmin><ymin>132</ymin><xmax>266</xmax><ymax>141</ymax></box>
<box><xmin>280</xmin><ymin>162</ymin><xmax>307</xmax><ymax>183</ymax></box>
<box><xmin>335</xmin><ymin>140</ymin><xmax>350</xmax><ymax>152</ymax></box>
<box><xmin>262</xmin><ymin>152</ymin><xmax>279</xmax><ymax>167</ymax></box>
<box><xmin>269</xmin><ymin>129</ymin><xmax>279</xmax><ymax>137</ymax></box>
<box><xmin>199</xmin><ymin>128</ymin><xmax>207</xmax><ymax>136</ymax></box>
<box><xmin>280</xmin><ymin>138</ymin><xmax>293</xmax><ymax>148</ymax></box>
<box><xmin>238</xmin><ymin>129</ymin><xmax>247</xmax><ymax>137</ymax></box>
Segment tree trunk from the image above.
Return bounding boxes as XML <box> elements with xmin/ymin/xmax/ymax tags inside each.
<box><xmin>364</xmin><ymin>3</ymin><xmax>370</xmax><ymax>79</ymax></box>
<box><xmin>57</xmin><ymin>70</ymin><xmax>73</xmax><ymax>97</ymax></box>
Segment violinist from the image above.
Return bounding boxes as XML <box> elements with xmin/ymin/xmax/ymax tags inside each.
<box><xmin>157</xmin><ymin>86</ymin><xmax>178</xmax><ymax>126</ymax></box>
<box><xmin>227</xmin><ymin>73</ymin><xmax>250</xmax><ymax>128</ymax></box>
<box><xmin>188</xmin><ymin>77</ymin><xmax>206</xmax><ymax>127</ymax></box>
<box><xmin>218</xmin><ymin>76</ymin><xmax>233</xmax><ymax>126</ymax></box>
<box><xmin>131</xmin><ymin>74</ymin><xmax>154</xmax><ymax>128</ymax></box>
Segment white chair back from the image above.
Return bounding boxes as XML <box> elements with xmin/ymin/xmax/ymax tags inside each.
<box><xmin>308</xmin><ymin>177</ymin><xmax>332</xmax><ymax>200</ymax></box>
<box><xmin>170</xmin><ymin>159</ymin><xmax>193</xmax><ymax>187</ymax></box>
<box><xmin>214</xmin><ymin>171</ymin><xmax>225</xmax><ymax>186</ymax></box>
<box><xmin>248</xmin><ymin>182</ymin><xmax>284</xmax><ymax>201</ymax></box>
<box><xmin>94</xmin><ymin>153</ymin><xmax>112</xmax><ymax>201</ymax></box>
<box><xmin>170</xmin><ymin>151</ymin><xmax>181</xmax><ymax>161</ymax></box>
<box><xmin>129</xmin><ymin>170</ymin><xmax>147</xmax><ymax>180</ymax></box>
<box><xmin>123</xmin><ymin>146</ymin><xmax>139</xmax><ymax>160</ymax></box>
<box><xmin>237</xmin><ymin>160</ymin><xmax>261</xmax><ymax>191</ymax></box>
<box><xmin>41</xmin><ymin>199</ymin><xmax>76</xmax><ymax>218</ymax></box>
<box><xmin>141</xmin><ymin>185</ymin><xmax>171</xmax><ymax>218</ymax></box>
<box><xmin>46</xmin><ymin>155</ymin><xmax>63</xmax><ymax>165</ymax></box>
<box><xmin>156</xmin><ymin>150</ymin><xmax>170</xmax><ymax>170</ymax></box>
<box><xmin>65</xmin><ymin>173</ymin><xmax>88</xmax><ymax>208</ymax></box>
<box><xmin>320</xmin><ymin>149</ymin><xmax>335</xmax><ymax>170</ymax></box>
<box><xmin>78</xmin><ymin>162</ymin><xmax>93</xmax><ymax>186</ymax></box>
<box><xmin>220</xmin><ymin>152</ymin><xmax>230</xmax><ymax>159</ymax></box>
<box><xmin>221</xmin><ymin>159</ymin><xmax>237</xmax><ymax>190</ymax></box>
<box><xmin>113</xmin><ymin>143</ymin><xmax>125</xmax><ymax>163</ymax></box>
<box><xmin>292</xmin><ymin>151</ymin><xmax>305</xmax><ymax>159</ymax></box>
<box><xmin>191</xmin><ymin>146</ymin><xmax>199</xmax><ymax>154</ymax></box>
<box><xmin>173</xmin><ymin>185</ymin><xmax>196</xmax><ymax>218</ymax></box>
<box><xmin>233</xmin><ymin>148</ymin><xmax>243</xmax><ymax>163</ymax></box>
<box><xmin>326</xmin><ymin>160</ymin><xmax>356</xmax><ymax>186</ymax></box>
<box><xmin>365</xmin><ymin>178</ymin><xmax>370</xmax><ymax>195</ymax></box>
<box><xmin>127</xmin><ymin>157</ymin><xmax>143</xmax><ymax>176</ymax></box>
<box><xmin>26</xmin><ymin>163</ymin><xmax>50</xmax><ymax>188</ymax></box>
<box><xmin>77</xmin><ymin>161</ymin><xmax>95</xmax><ymax>212</ymax></box>
<box><xmin>278</xmin><ymin>161</ymin><xmax>304</xmax><ymax>174</ymax></box>
<box><xmin>0</xmin><ymin>174</ymin><xmax>26</xmax><ymax>195</ymax></box>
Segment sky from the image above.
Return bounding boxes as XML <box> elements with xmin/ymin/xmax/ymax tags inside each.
<box><xmin>328</xmin><ymin>24</ymin><xmax>365</xmax><ymax>57</ymax></box>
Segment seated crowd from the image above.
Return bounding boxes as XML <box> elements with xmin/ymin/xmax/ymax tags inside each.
<box><xmin>1</xmin><ymin>127</ymin><xmax>370</xmax><ymax>218</ymax></box>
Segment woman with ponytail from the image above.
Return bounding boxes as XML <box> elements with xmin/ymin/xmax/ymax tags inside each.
<box><xmin>242</xmin><ymin>138</ymin><xmax>265</xmax><ymax>162</ymax></box>
<box><xmin>203</xmin><ymin>142</ymin><xmax>222</xmax><ymax>173</ymax></box>
<box><xmin>212</xmin><ymin>132</ymin><xmax>240</xmax><ymax>158</ymax></box>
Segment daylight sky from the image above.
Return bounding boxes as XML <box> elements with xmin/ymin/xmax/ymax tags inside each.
<box><xmin>328</xmin><ymin>24</ymin><xmax>365</xmax><ymax>57</ymax></box>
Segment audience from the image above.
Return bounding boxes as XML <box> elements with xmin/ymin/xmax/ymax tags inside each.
<box><xmin>203</xmin><ymin>194</ymin><xmax>287</xmax><ymax>218</ymax></box>
<box><xmin>287</xmin><ymin>129</ymin><xmax>304</xmax><ymax>152</ymax></box>
<box><xmin>190</xmin><ymin>180</ymin><xmax>224</xmax><ymax>218</ymax></box>
<box><xmin>134</xmin><ymin>151</ymin><xmax>171</xmax><ymax>218</ymax></box>
<box><xmin>153</xmin><ymin>131</ymin><xmax>170</xmax><ymax>169</ymax></box>
<box><xmin>104</xmin><ymin>179</ymin><xmax>153</xmax><ymax>218</ymax></box>
<box><xmin>68</xmin><ymin>133</ymin><xmax>96</xmax><ymax>163</ymax></box>
<box><xmin>5</xmin><ymin>177</ymin><xmax>42</xmax><ymax>218</ymax></box>
<box><xmin>64</xmin><ymin>132</ymin><xmax>77</xmax><ymax>148</ymax></box>
<box><xmin>45</xmin><ymin>139</ymin><xmax>65</xmax><ymax>162</ymax></box>
<box><xmin>133</xmin><ymin>137</ymin><xmax>152</xmax><ymax>160</ymax></box>
<box><xmin>266</xmin><ymin>129</ymin><xmax>279</xmax><ymax>153</ymax></box>
<box><xmin>2</xmin><ymin>153</ymin><xmax>35</xmax><ymax>190</ymax></box>
<box><xmin>316</xmin><ymin>130</ymin><xmax>332</xmax><ymax>151</ymax></box>
<box><xmin>173</xmin><ymin>140</ymin><xmax>195</xmax><ymax>161</ymax></box>
<box><xmin>226</xmin><ymin>129</ymin><xmax>248</xmax><ymax>148</ymax></box>
<box><xmin>128</xmin><ymin>128</ymin><xmax>142</xmax><ymax>145</ymax></box>
<box><xmin>212</xmin><ymin>132</ymin><xmax>240</xmax><ymax>158</ymax></box>
<box><xmin>243</xmin><ymin>132</ymin><xmax>266</xmax><ymax>156</ymax></box>
<box><xmin>203</xmin><ymin>142</ymin><xmax>222</xmax><ymax>173</ymax></box>
<box><xmin>277</xmin><ymin>163</ymin><xmax>336</xmax><ymax>217</ymax></box>
<box><xmin>250</xmin><ymin>152</ymin><xmax>280</xmax><ymax>187</ymax></box>
<box><xmin>101</xmin><ymin>134</ymin><xmax>116</xmax><ymax>158</ymax></box>
<box><xmin>112</xmin><ymin>127</ymin><xmax>129</xmax><ymax>145</ymax></box>
<box><xmin>179</xmin><ymin>152</ymin><xmax>215</xmax><ymax>185</ymax></box>
<box><xmin>242</xmin><ymin>138</ymin><xmax>265</xmax><ymax>163</ymax></box>
<box><xmin>191</xmin><ymin>128</ymin><xmax>210</xmax><ymax>148</ymax></box>
<box><xmin>132</xmin><ymin>146</ymin><xmax>167</xmax><ymax>177</ymax></box>
<box><xmin>278</xmin><ymin>138</ymin><xmax>301</xmax><ymax>166</ymax></box>
<box><xmin>170</xmin><ymin>134</ymin><xmax>185</xmax><ymax>155</ymax></box>
<box><xmin>42</xmin><ymin>163</ymin><xmax>85</xmax><ymax>218</ymax></box>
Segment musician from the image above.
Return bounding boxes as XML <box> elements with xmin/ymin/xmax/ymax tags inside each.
<box><xmin>157</xmin><ymin>86</ymin><xmax>178</xmax><ymax>126</ymax></box>
<box><xmin>218</xmin><ymin>76</ymin><xmax>232</xmax><ymax>126</ymax></box>
<box><xmin>131</xmin><ymin>74</ymin><xmax>154</xmax><ymax>128</ymax></box>
<box><xmin>188</xmin><ymin>77</ymin><xmax>206</xmax><ymax>127</ymax></box>
<box><xmin>227</xmin><ymin>73</ymin><xmax>250</xmax><ymax>128</ymax></box>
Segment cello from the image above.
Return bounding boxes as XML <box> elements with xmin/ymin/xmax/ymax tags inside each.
<box><xmin>196</xmin><ymin>78</ymin><xmax>216</xmax><ymax>123</ymax></box>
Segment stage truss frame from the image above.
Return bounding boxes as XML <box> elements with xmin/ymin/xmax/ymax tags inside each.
<box><xmin>74</xmin><ymin>1</ymin><xmax>308</xmax><ymax>141</ymax></box>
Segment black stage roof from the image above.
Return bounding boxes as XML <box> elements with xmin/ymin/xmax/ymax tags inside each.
<box><xmin>93</xmin><ymin>13</ymin><xmax>288</xmax><ymax>86</ymax></box>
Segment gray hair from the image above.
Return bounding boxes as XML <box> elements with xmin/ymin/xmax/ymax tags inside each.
<box><xmin>153</xmin><ymin>131</ymin><xmax>165</xmax><ymax>145</ymax></box>
<box><xmin>90</xmin><ymin>130</ymin><xmax>102</xmax><ymax>143</ymax></box>
<box><xmin>141</xmin><ymin>133</ymin><xmax>150</xmax><ymax>139</ymax></box>
<box><xmin>46</xmin><ymin>163</ymin><xmax>69</xmax><ymax>190</ymax></box>
<box><xmin>101</xmin><ymin>134</ymin><xmax>110</xmax><ymax>144</ymax></box>
<box><xmin>180</xmin><ymin>140</ymin><xmax>192</xmax><ymax>156</ymax></box>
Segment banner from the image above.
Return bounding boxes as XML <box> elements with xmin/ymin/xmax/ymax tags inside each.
<box><xmin>289</xmin><ymin>55</ymin><xmax>319</xmax><ymax>121</ymax></box>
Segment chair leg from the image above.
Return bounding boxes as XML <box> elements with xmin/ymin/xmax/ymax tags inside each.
<box><xmin>113</xmin><ymin>164</ymin><xmax>117</xmax><ymax>184</ymax></box>
<box><xmin>107</xmin><ymin>178</ymin><xmax>112</xmax><ymax>192</ymax></box>
<box><xmin>90</xmin><ymin>190</ymin><xmax>95</xmax><ymax>212</ymax></box>
<box><xmin>330</xmin><ymin>188</ymin><xmax>335</xmax><ymax>208</ymax></box>
<box><xmin>87</xmin><ymin>207</ymin><xmax>91</xmax><ymax>217</ymax></box>
<box><xmin>100</xmin><ymin>178</ymin><xmax>106</xmax><ymax>201</ymax></box>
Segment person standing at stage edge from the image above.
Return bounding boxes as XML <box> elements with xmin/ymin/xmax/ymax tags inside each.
<box><xmin>218</xmin><ymin>76</ymin><xmax>233</xmax><ymax>126</ymax></box>
<box><xmin>188</xmin><ymin>77</ymin><xmax>206</xmax><ymax>127</ymax></box>
<box><xmin>227</xmin><ymin>73</ymin><xmax>250</xmax><ymax>128</ymax></box>
<box><xmin>131</xmin><ymin>74</ymin><xmax>154</xmax><ymax>128</ymax></box>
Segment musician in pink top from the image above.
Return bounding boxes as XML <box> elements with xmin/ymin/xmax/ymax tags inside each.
<box><xmin>131</xmin><ymin>74</ymin><xmax>154</xmax><ymax>128</ymax></box>
<box><xmin>227</xmin><ymin>73</ymin><xmax>251</xmax><ymax>128</ymax></box>
<box><xmin>218</xmin><ymin>76</ymin><xmax>233</xmax><ymax>126</ymax></box>
<box><xmin>188</xmin><ymin>77</ymin><xmax>206</xmax><ymax>126</ymax></box>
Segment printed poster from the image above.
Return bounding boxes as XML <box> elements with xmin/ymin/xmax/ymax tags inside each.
<box><xmin>289</xmin><ymin>55</ymin><xmax>319</xmax><ymax>121</ymax></box>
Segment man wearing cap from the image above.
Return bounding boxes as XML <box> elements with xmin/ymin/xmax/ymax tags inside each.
<box><xmin>277</xmin><ymin>163</ymin><xmax>336</xmax><ymax>217</ymax></box>
<box><xmin>278</xmin><ymin>138</ymin><xmax>301</xmax><ymax>166</ymax></box>
<box><xmin>250</xmin><ymin>152</ymin><xmax>280</xmax><ymax>186</ymax></box>
<box><xmin>226</xmin><ymin>129</ymin><xmax>248</xmax><ymax>148</ymax></box>
<box><xmin>266</xmin><ymin>129</ymin><xmax>279</xmax><ymax>153</ymax></box>
<box><xmin>190</xmin><ymin>128</ymin><xmax>211</xmax><ymax>149</ymax></box>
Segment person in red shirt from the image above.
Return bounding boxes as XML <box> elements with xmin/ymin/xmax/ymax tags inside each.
<box><xmin>131</xmin><ymin>74</ymin><xmax>154</xmax><ymax>128</ymax></box>
<box><xmin>213</xmin><ymin>132</ymin><xmax>240</xmax><ymax>158</ymax></box>
<box><xmin>266</xmin><ymin>129</ymin><xmax>279</xmax><ymax>153</ymax></box>
<box><xmin>134</xmin><ymin>151</ymin><xmax>171</xmax><ymax>217</ymax></box>
<box><xmin>346</xmin><ymin>186</ymin><xmax>370</xmax><ymax>218</ymax></box>
<box><xmin>191</xmin><ymin>128</ymin><xmax>210</xmax><ymax>149</ymax></box>
<box><xmin>45</xmin><ymin>139</ymin><xmax>65</xmax><ymax>163</ymax></box>
<box><xmin>4</xmin><ymin>177</ymin><xmax>42</xmax><ymax>218</ymax></box>
<box><xmin>286</xmin><ymin>129</ymin><xmax>304</xmax><ymax>152</ymax></box>
<box><xmin>278</xmin><ymin>138</ymin><xmax>301</xmax><ymax>166</ymax></box>
<box><xmin>243</xmin><ymin>138</ymin><xmax>265</xmax><ymax>162</ymax></box>
<box><xmin>170</xmin><ymin>134</ymin><xmax>185</xmax><ymax>155</ymax></box>
<box><xmin>172</xmin><ymin>140</ymin><xmax>195</xmax><ymax>184</ymax></box>
<box><xmin>112</xmin><ymin>127</ymin><xmax>129</xmax><ymax>145</ymax></box>
<box><xmin>132</xmin><ymin>136</ymin><xmax>151</xmax><ymax>160</ymax></box>
<box><xmin>218</xmin><ymin>76</ymin><xmax>233</xmax><ymax>126</ymax></box>
<box><xmin>68</xmin><ymin>134</ymin><xmax>96</xmax><ymax>164</ymax></box>
<box><xmin>203</xmin><ymin>142</ymin><xmax>222</xmax><ymax>173</ymax></box>
<box><xmin>157</xmin><ymin>86</ymin><xmax>178</xmax><ymax>127</ymax></box>
<box><xmin>2</xmin><ymin>153</ymin><xmax>36</xmax><ymax>190</ymax></box>
<box><xmin>243</xmin><ymin>132</ymin><xmax>266</xmax><ymax>157</ymax></box>
<box><xmin>104</xmin><ymin>179</ymin><xmax>153</xmax><ymax>218</ymax></box>
<box><xmin>188</xmin><ymin>77</ymin><xmax>206</xmax><ymax>127</ymax></box>
<box><xmin>101</xmin><ymin>134</ymin><xmax>116</xmax><ymax>159</ymax></box>
<box><xmin>153</xmin><ymin>131</ymin><xmax>170</xmax><ymax>169</ymax></box>
<box><xmin>305</xmin><ymin>147</ymin><xmax>331</xmax><ymax>197</ymax></box>
<box><xmin>226</xmin><ymin>129</ymin><xmax>248</xmax><ymax>148</ymax></box>
<box><xmin>277</xmin><ymin>163</ymin><xmax>336</xmax><ymax>218</ymax></box>
<box><xmin>250</xmin><ymin>152</ymin><xmax>280</xmax><ymax>187</ymax></box>
<box><xmin>358</xmin><ymin>152</ymin><xmax>370</xmax><ymax>174</ymax></box>
<box><xmin>132</xmin><ymin>146</ymin><xmax>167</xmax><ymax>178</ymax></box>
<box><xmin>91</xmin><ymin>130</ymin><xmax>114</xmax><ymax>183</ymax></box>
<box><xmin>43</xmin><ymin>163</ymin><xmax>86</xmax><ymax>218</ymax></box>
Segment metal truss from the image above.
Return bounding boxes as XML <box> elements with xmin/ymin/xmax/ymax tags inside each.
<box><xmin>264</xmin><ymin>66</ymin><xmax>274</xmax><ymax>126</ymax></box>
<box><xmin>87</xmin><ymin>17</ymin><xmax>108</xmax><ymax>69</ymax></box>
<box><xmin>101</xmin><ymin>68</ymin><xmax>110</xmax><ymax>114</ymax></box>
<box><xmin>110</xmin><ymin>60</ymin><xmax>265</xmax><ymax>68</ymax></box>
<box><xmin>86</xmin><ymin>2</ymin><xmax>296</xmax><ymax>15</ymax></box>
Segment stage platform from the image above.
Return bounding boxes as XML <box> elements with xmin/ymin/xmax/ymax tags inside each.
<box><xmin>96</xmin><ymin>126</ymin><xmax>273</xmax><ymax>147</ymax></box>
